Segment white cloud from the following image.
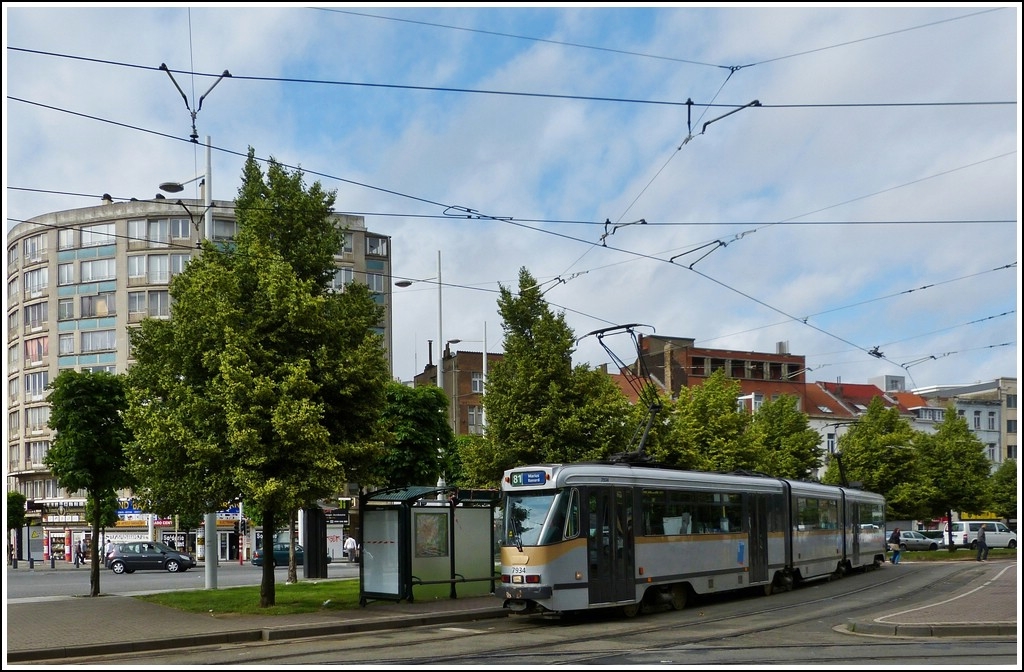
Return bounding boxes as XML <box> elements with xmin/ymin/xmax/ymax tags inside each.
<box><xmin>4</xmin><ymin>4</ymin><xmax>1019</xmax><ymax>389</ymax></box>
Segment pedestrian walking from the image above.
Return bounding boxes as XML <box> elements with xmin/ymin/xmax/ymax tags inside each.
<box><xmin>344</xmin><ymin>535</ymin><xmax>357</xmax><ymax>563</ymax></box>
<box><xmin>888</xmin><ymin>528</ymin><xmax>902</xmax><ymax>565</ymax></box>
<box><xmin>976</xmin><ymin>524</ymin><xmax>989</xmax><ymax>561</ymax></box>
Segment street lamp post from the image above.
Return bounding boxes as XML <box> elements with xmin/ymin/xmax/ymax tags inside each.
<box><xmin>395</xmin><ymin>250</ymin><xmax>445</xmax><ymax>390</ymax></box>
<box><xmin>159</xmin><ymin>135</ymin><xmax>217</xmax><ymax>589</ymax></box>
<box><xmin>158</xmin><ymin>135</ymin><xmax>213</xmax><ymax>243</ymax></box>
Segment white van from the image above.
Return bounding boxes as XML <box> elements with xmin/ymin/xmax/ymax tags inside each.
<box><xmin>947</xmin><ymin>520</ymin><xmax>1017</xmax><ymax>550</ymax></box>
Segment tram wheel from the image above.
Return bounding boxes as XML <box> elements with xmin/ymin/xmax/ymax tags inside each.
<box><xmin>763</xmin><ymin>578</ymin><xmax>775</xmax><ymax>596</ymax></box>
<box><xmin>670</xmin><ymin>584</ymin><xmax>688</xmax><ymax>610</ymax></box>
<box><xmin>622</xmin><ymin>602</ymin><xmax>641</xmax><ymax>618</ymax></box>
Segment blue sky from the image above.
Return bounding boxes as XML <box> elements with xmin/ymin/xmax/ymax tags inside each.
<box><xmin>4</xmin><ymin>4</ymin><xmax>1020</xmax><ymax>390</ymax></box>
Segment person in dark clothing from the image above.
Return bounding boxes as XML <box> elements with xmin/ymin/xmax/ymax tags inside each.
<box><xmin>976</xmin><ymin>525</ymin><xmax>989</xmax><ymax>561</ymax></box>
<box><xmin>888</xmin><ymin>528</ymin><xmax>902</xmax><ymax>565</ymax></box>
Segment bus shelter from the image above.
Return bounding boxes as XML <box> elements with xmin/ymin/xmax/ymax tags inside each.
<box><xmin>358</xmin><ymin>485</ymin><xmax>499</xmax><ymax>606</ymax></box>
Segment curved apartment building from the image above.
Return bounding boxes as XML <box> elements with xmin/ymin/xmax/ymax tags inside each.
<box><xmin>5</xmin><ymin>196</ymin><xmax>392</xmax><ymax>560</ymax></box>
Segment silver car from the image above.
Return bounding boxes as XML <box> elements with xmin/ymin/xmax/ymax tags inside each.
<box><xmin>889</xmin><ymin>530</ymin><xmax>940</xmax><ymax>552</ymax></box>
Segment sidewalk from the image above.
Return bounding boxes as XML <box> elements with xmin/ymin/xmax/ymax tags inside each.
<box><xmin>5</xmin><ymin>560</ymin><xmax>1017</xmax><ymax>663</ymax></box>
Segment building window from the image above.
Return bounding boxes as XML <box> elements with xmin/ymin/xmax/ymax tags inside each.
<box><xmin>988</xmin><ymin>412</ymin><xmax>996</xmax><ymax>431</ymax></box>
<box><xmin>25</xmin><ymin>372</ymin><xmax>49</xmax><ymax>400</ymax></box>
<box><xmin>81</xmin><ymin>330</ymin><xmax>116</xmax><ymax>353</ymax></box>
<box><xmin>24</xmin><ymin>336</ymin><xmax>48</xmax><ymax>363</ymax></box>
<box><xmin>24</xmin><ymin>302</ymin><xmax>48</xmax><ymax>329</ymax></box>
<box><xmin>58</xmin><ymin>263</ymin><xmax>74</xmax><ymax>286</ymax></box>
<box><xmin>826</xmin><ymin>432</ymin><xmax>836</xmax><ymax>454</ymax></box>
<box><xmin>128</xmin><ymin>255</ymin><xmax>146</xmax><ymax>279</ymax></box>
<box><xmin>9</xmin><ymin>410</ymin><xmax>20</xmax><ymax>435</ymax></box>
<box><xmin>212</xmin><ymin>218</ymin><xmax>238</xmax><ymax>241</ymax></box>
<box><xmin>7</xmin><ymin>310</ymin><xmax>18</xmax><ymax>338</ymax></box>
<box><xmin>23</xmin><ymin>234</ymin><xmax>48</xmax><ymax>262</ymax></box>
<box><xmin>973</xmin><ymin>411</ymin><xmax>981</xmax><ymax>429</ymax></box>
<box><xmin>342</xmin><ymin>232</ymin><xmax>353</xmax><ymax>254</ymax></box>
<box><xmin>147</xmin><ymin>255</ymin><xmax>169</xmax><ymax>284</ymax></box>
<box><xmin>148</xmin><ymin>290</ymin><xmax>170</xmax><ymax>318</ymax></box>
<box><xmin>58</xmin><ymin>228</ymin><xmax>75</xmax><ymax>250</ymax></box>
<box><xmin>471</xmin><ymin>371</ymin><xmax>484</xmax><ymax>393</ymax></box>
<box><xmin>1008</xmin><ymin>420</ymin><xmax>1017</xmax><ymax>434</ymax></box>
<box><xmin>468</xmin><ymin>405</ymin><xmax>484</xmax><ymax>435</ymax></box>
<box><xmin>8</xmin><ymin>377</ymin><xmax>18</xmax><ymax>403</ymax></box>
<box><xmin>59</xmin><ymin>333</ymin><xmax>74</xmax><ymax>355</ymax></box>
<box><xmin>365</xmin><ymin>236</ymin><xmax>387</xmax><ymax>257</ymax></box>
<box><xmin>752</xmin><ymin>393</ymin><xmax>764</xmax><ymax>413</ymax></box>
<box><xmin>23</xmin><ymin>268</ymin><xmax>48</xmax><ymax>297</ymax></box>
<box><xmin>8</xmin><ymin>244</ymin><xmax>18</xmax><ymax>266</ymax></box>
<box><xmin>81</xmin><ymin>223</ymin><xmax>115</xmax><ymax>247</ymax></box>
<box><xmin>83</xmin><ymin>365</ymin><xmax>115</xmax><ymax>374</ymax></box>
<box><xmin>1008</xmin><ymin>445</ymin><xmax>1017</xmax><ymax>460</ymax></box>
<box><xmin>58</xmin><ymin>298</ymin><xmax>74</xmax><ymax>320</ymax></box>
<box><xmin>147</xmin><ymin>219</ymin><xmax>170</xmax><ymax>247</ymax></box>
<box><xmin>8</xmin><ymin>277</ymin><xmax>19</xmax><ymax>303</ymax></box>
<box><xmin>81</xmin><ymin>258</ymin><xmax>116</xmax><ymax>282</ymax></box>
<box><xmin>26</xmin><ymin>406</ymin><xmax>51</xmax><ymax>432</ymax></box>
<box><xmin>170</xmin><ymin>217</ymin><xmax>191</xmax><ymax>239</ymax></box>
<box><xmin>81</xmin><ymin>291</ymin><xmax>116</xmax><ymax>318</ymax></box>
<box><xmin>1007</xmin><ymin>394</ymin><xmax>1017</xmax><ymax>409</ymax></box>
<box><xmin>365</xmin><ymin>272</ymin><xmax>385</xmax><ymax>293</ymax></box>
<box><xmin>330</xmin><ymin>267</ymin><xmax>354</xmax><ymax>292</ymax></box>
<box><xmin>128</xmin><ymin>291</ymin><xmax>146</xmax><ymax>315</ymax></box>
<box><xmin>8</xmin><ymin>344</ymin><xmax>19</xmax><ymax>371</ymax></box>
<box><xmin>28</xmin><ymin>440</ymin><xmax>49</xmax><ymax>465</ymax></box>
<box><xmin>170</xmin><ymin>253</ymin><xmax>190</xmax><ymax>276</ymax></box>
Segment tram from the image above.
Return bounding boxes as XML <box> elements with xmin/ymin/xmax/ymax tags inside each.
<box><xmin>498</xmin><ymin>462</ymin><xmax>887</xmax><ymax>616</ymax></box>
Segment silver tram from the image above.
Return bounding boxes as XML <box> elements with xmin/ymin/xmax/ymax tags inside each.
<box><xmin>498</xmin><ymin>462</ymin><xmax>887</xmax><ymax>616</ymax></box>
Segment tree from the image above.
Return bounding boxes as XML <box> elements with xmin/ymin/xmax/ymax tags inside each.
<box><xmin>987</xmin><ymin>459</ymin><xmax>1017</xmax><ymax>523</ymax></box>
<box><xmin>478</xmin><ymin>267</ymin><xmax>633</xmax><ymax>484</ymax></box>
<box><xmin>747</xmin><ymin>394</ymin><xmax>822</xmax><ymax>479</ymax></box>
<box><xmin>7</xmin><ymin>491</ymin><xmax>26</xmax><ymax>561</ymax></box>
<box><xmin>44</xmin><ymin>370</ymin><xmax>134</xmax><ymax>597</ymax></box>
<box><xmin>915</xmin><ymin>405</ymin><xmax>994</xmax><ymax>550</ymax></box>
<box><xmin>371</xmin><ymin>381</ymin><xmax>452</xmax><ymax>488</ymax></box>
<box><xmin>124</xmin><ymin>149</ymin><xmax>390</xmax><ymax>607</ymax></box>
<box><xmin>821</xmin><ymin>397</ymin><xmax>926</xmax><ymax>520</ymax></box>
<box><xmin>649</xmin><ymin>370</ymin><xmax>752</xmax><ymax>472</ymax></box>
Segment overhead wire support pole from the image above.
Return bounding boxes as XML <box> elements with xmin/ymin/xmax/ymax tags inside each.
<box><xmin>160</xmin><ymin>63</ymin><xmax>232</xmax><ymax>142</ymax></box>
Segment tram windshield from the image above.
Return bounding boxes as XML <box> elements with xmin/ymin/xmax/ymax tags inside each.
<box><xmin>503</xmin><ymin>490</ymin><xmax>576</xmax><ymax>548</ymax></box>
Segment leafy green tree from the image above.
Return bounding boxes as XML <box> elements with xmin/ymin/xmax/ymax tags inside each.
<box><xmin>44</xmin><ymin>370</ymin><xmax>134</xmax><ymax>596</ymax></box>
<box><xmin>650</xmin><ymin>370</ymin><xmax>753</xmax><ymax>472</ymax></box>
<box><xmin>987</xmin><ymin>459</ymin><xmax>1017</xmax><ymax>523</ymax></box>
<box><xmin>372</xmin><ymin>381</ymin><xmax>452</xmax><ymax>488</ymax></box>
<box><xmin>915</xmin><ymin>406</ymin><xmax>994</xmax><ymax>550</ymax></box>
<box><xmin>478</xmin><ymin>268</ymin><xmax>634</xmax><ymax>483</ymax></box>
<box><xmin>7</xmin><ymin>491</ymin><xmax>26</xmax><ymax>559</ymax></box>
<box><xmin>747</xmin><ymin>394</ymin><xmax>822</xmax><ymax>479</ymax></box>
<box><xmin>821</xmin><ymin>397</ymin><xmax>926</xmax><ymax>520</ymax></box>
<box><xmin>124</xmin><ymin>149</ymin><xmax>389</xmax><ymax>607</ymax></box>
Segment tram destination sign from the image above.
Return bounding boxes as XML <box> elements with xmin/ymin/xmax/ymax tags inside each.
<box><xmin>509</xmin><ymin>470</ymin><xmax>546</xmax><ymax>487</ymax></box>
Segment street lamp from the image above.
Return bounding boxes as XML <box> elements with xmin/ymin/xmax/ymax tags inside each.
<box><xmin>158</xmin><ymin>135</ymin><xmax>213</xmax><ymax>242</ymax></box>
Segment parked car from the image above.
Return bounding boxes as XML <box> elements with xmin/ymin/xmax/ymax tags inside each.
<box><xmin>251</xmin><ymin>542</ymin><xmax>303</xmax><ymax>567</ymax></box>
<box><xmin>947</xmin><ymin>521</ymin><xmax>1017</xmax><ymax>550</ymax></box>
<box><xmin>105</xmin><ymin>541</ymin><xmax>196</xmax><ymax>574</ymax></box>
<box><xmin>919</xmin><ymin>530</ymin><xmax>948</xmax><ymax>547</ymax></box>
<box><xmin>885</xmin><ymin>530</ymin><xmax>939</xmax><ymax>552</ymax></box>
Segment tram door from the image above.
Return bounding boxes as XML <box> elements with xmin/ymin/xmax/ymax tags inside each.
<box><xmin>586</xmin><ymin>487</ymin><xmax>635</xmax><ymax>606</ymax></box>
<box><xmin>746</xmin><ymin>493</ymin><xmax>769</xmax><ymax>583</ymax></box>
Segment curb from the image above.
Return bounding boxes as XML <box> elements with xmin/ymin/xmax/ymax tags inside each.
<box><xmin>844</xmin><ymin>619</ymin><xmax>1017</xmax><ymax>638</ymax></box>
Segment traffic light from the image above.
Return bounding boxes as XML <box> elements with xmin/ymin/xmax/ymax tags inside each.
<box><xmin>240</xmin><ymin>519</ymin><xmax>248</xmax><ymax>535</ymax></box>
<box><xmin>233</xmin><ymin>521</ymin><xmax>240</xmax><ymax>535</ymax></box>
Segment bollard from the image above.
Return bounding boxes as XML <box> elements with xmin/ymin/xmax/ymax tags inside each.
<box><xmin>11</xmin><ymin>558</ymin><xmax>17</xmax><ymax>569</ymax></box>
<box><xmin>51</xmin><ymin>556</ymin><xmax>56</xmax><ymax>569</ymax></box>
<box><xmin>29</xmin><ymin>558</ymin><xmax>34</xmax><ymax>569</ymax></box>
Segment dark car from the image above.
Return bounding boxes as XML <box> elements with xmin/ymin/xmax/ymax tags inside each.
<box><xmin>105</xmin><ymin>541</ymin><xmax>196</xmax><ymax>574</ymax></box>
<box><xmin>251</xmin><ymin>542</ymin><xmax>304</xmax><ymax>567</ymax></box>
